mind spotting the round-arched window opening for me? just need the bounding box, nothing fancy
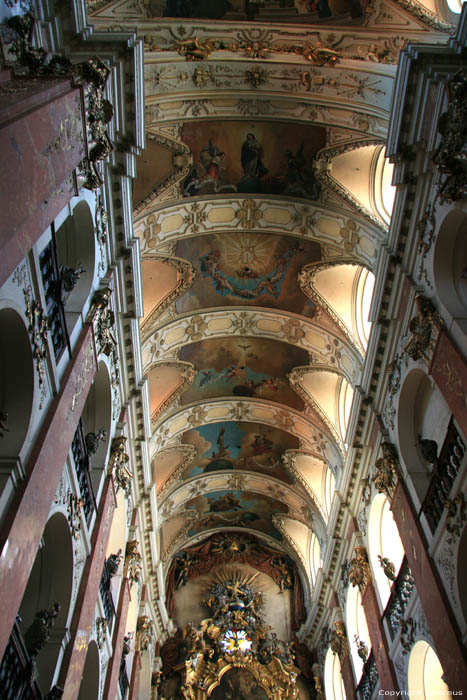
[408,641,450,700]
[18,513,74,694]
[310,532,322,585]
[55,200,96,332]
[81,361,113,495]
[397,369,451,505]
[433,209,467,325]
[372,147,396,226]
[78,640,100,699]
[0,307,34,463]
[345,585,372,682]
[324,647,346,700]
[368,494,405,609]
[445,0,463,12]
[354,268,375,351]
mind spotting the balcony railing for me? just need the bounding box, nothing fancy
[382,557,415,639]
[357,651,378,700]
[99,559,116,626]
[71,420,96,524]
[421,418,465,533]
[39,237,70,362]
[0,619,42,700]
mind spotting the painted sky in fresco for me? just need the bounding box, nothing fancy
[180,421,298,483]
[175,233,320,315]
[186,489,288,540]
[180,337,308,410]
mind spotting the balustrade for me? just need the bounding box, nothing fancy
[0,619,42,700]
[356,650,378,700]
[38,238,69,362]
[382,557,415,639]
[71,420,96,523]
[99,559,116,626]
[421,418,465,533]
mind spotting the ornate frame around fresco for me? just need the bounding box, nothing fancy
[184,653,300,700]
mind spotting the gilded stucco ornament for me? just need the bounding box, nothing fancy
[168,568,300,700]
[372,441,400,499]
[303,41,341,66]
[136,615,154,652]
[445,493,467,543]
[174,37,213,61]
[433,71,467,203]
[330,621,349,662]
[108,436,133,496]
[404,295,444,365]
[378,555,396,581]
[348,546,371,592]
[24,287,50,407]
[96,616,108,650]
[125,539,143,586]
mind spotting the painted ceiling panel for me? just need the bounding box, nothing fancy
[148,0,365,23]
[175,233,320,314]
[179,337,308,410]
[179,421,299,484]
[181,120,325,199]
[185,489,289,540]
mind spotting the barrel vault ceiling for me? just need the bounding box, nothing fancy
[90,0,451,635]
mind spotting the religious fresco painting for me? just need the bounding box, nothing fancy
[175,233,320,315]
[186,489,288,539]
[180,421,298,483]
[210,668,269,700]
[149,0,363,22]
[181,121,326,199]
[180,337,308,410]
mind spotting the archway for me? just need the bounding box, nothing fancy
[18,513,74,694]
[54,199,96,333]
[324,647,346,700]
[0,307,34,465]
[345,584,371,682]
[397,369,451,504]
[367,493,404,609]
[80,361,113,498]
[408,640,450,700]
[77,640,100,700]
[433,209,467,332]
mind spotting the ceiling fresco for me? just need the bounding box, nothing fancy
[181,121,326,199]
[148,0,364,23]
[174,233,320,314]
[179,421,299,483]
[185,489,289,540]
[179,337,308,409]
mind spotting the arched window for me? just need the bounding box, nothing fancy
[345,585,372,681]
[324,466,336,516]
[445,0,463,12]
[408,641,450,700]
[354,268,375,351]
[324,647,346,700]
[368,494,405,608]
[310,532,322,585]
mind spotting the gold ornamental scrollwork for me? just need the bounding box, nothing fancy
[108,436,133,496]
[372,441,401,499]
[348,546,371,593]
[330,621,349,663]
[404,295,444,366]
